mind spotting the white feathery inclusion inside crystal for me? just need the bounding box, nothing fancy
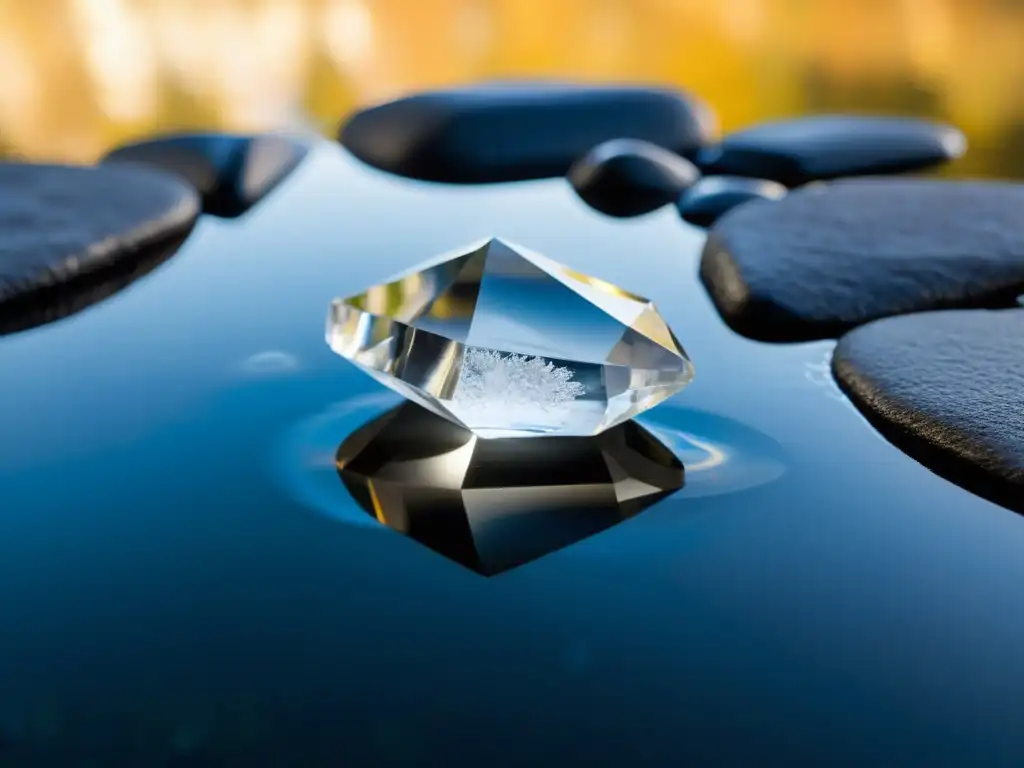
[454,349,587,422]
[326,237,694,438]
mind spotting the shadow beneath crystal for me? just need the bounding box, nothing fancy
[336,402,685,577]
[0,231,191,336]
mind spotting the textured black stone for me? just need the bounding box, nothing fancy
[0,163,198,330]
[104,132,308,218]
[700,179,1024,342]
[339,82,714,184]
[0,233,188,336]
[568,139,700,217]
[833,309,1024,514]
[678,175,786,227]
[697,115,965,187]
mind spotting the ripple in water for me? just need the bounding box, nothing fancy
[275,394,787,531]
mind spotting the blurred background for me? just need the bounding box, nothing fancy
[1,0,1022,178]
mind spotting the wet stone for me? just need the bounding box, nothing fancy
[0,234,188,336]
[568,139,701,218]
[0,162,198,330]
[833,309,1024,514]
[103,132,308,218]
[700,179,1024,342]
[696,115,965,187]
[339,82,715,184]
[677,175,786,228]
[337,402,685,576]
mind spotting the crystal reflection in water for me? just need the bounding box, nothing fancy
[336,402,685,576]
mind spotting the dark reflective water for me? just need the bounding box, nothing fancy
[336,402,685,576]
[3,143,1024,764]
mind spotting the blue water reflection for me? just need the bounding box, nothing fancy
[2,140,1024,764]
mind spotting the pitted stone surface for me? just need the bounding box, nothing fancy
[0,162,198,329]
[833,309,1024,514]
[700,179,1024,341]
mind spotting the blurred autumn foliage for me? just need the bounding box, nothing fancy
[1,0,1022,177]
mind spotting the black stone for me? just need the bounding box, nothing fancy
[700,179,1024,342]
[0,233,189,336]
[103,132,308,218]
[339,82,714,184]
[833,309,1024,514]
[678,175,786,227]
[697,115,965,187]
[568,139,700,218]
[0,162,199,329]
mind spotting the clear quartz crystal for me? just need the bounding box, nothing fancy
[326,237,695,438]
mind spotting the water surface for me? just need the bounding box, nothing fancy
[2,143,1024,763]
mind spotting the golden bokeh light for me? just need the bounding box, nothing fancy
[0,0,1021,177]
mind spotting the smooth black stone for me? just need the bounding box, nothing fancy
[568,138,701,217]
[339,82,714,184]
[697,115,965,187]
[833,309,1024,514]
[700,179,1024,342]
[103,132,308,218]
[0,162,198,323]
[678,175,786,227]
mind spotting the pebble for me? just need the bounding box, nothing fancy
[833,308,1024,514]
[697,115,965,186]
[104,132,308,218]
[339,82,714,183]
[0,162,198,333]
[700,179,1024,341]
[677,176,786,227]
[568,139,701,218]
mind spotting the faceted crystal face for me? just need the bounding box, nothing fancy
[326,237,694,438]
[337,402,685,576]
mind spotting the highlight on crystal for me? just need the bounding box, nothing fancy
[326,237,694,438]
